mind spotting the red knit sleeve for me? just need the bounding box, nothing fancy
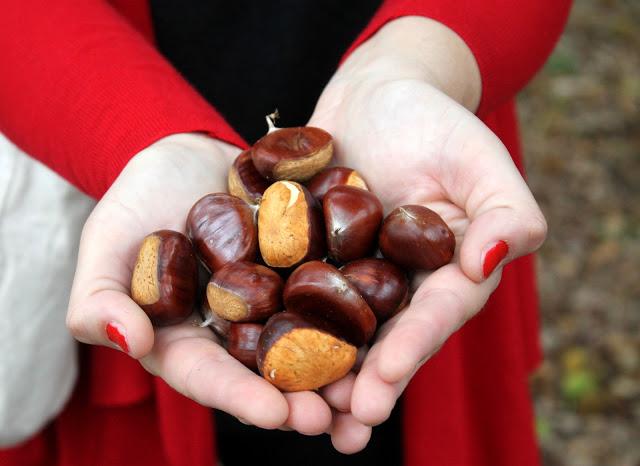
[344,0,572,117]
[0,0,246,199]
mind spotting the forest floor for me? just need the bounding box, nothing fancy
[518,1,640,465]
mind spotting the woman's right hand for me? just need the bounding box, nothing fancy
[65,133,334,435]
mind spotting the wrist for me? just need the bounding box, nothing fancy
[339,17,481,111]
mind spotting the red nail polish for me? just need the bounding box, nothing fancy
[106,322,129,353]
[483,241,509,278]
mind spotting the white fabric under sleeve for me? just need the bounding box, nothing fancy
[0,133,94,446]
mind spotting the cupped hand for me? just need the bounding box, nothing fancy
[65,133,334,435]
[308,17,547,452]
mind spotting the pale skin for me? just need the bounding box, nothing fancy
[66,17,547,453]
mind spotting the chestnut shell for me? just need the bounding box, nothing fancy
[283,261,376,346]
[341,258,409,322]
[252,127,333,181]
[257,181,326,268]
[379,205,455,270]
[257,312,356,391]
[207,261,283,322]
[323,185,383,263]
[131,230,198,326]
[226,323,263,370]
[307,166,368,201]
[186,193,257,272]
[227,149,270,205]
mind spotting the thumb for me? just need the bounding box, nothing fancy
[442,115,548,282]
[456,156,547,282]
[460,202,547,281]
[67,288,155,358]
[66,211,156,358]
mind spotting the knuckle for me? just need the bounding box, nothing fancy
[413,287,466,336]
[183,351,229,404]
[65,310,86,339]
[527,213,548,249]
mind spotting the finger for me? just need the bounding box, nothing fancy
[141,320,289,429]
[330,411,372,454]
[66,205,155,357]
[320,372,357,413]
[350,342,405,426]
[446,127,547,282]
[460,201,547,281]
[377,263,500,385]
[66,288,155,358]
[282,391,333,435]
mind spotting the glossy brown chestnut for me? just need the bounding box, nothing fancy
[257,312,356,391]
[307,166,368,201]
[251,127,333,181]
[186,193,257,272]
[207,261,283,322]
[258,181,325,268]
[131,230,198,326]
[283,261,376,346]
[379,205,455,270]
[200,301,231,338]
[226,323,263,370]
[227,149,270,205]
[341,258,409,322]
[323,185,383,263]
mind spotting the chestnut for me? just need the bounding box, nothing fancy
[226,323,263,370]
[307,166,368,201]
[283,261,376,346]
[258,181,325,268]
[323,186,383,263]
[251,126,333,182]
[227,149,270,205]
[257,312,357,391]
[341,258,409,322]
[131,230,198,326]
[379,205,455,270]
[186,193,257,272]
[200,301,231,338]
[207,261,283,322]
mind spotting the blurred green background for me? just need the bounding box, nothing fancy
[518,1,639,464]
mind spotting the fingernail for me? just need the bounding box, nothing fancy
[482,240,509,278]
[106,322,129,353]
[236,417,253,426]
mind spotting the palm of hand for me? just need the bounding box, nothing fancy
[311,78,477,226]
[309,77,536,426]
[68,137,339,433]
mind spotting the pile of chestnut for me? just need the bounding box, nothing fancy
[130,116,455,392]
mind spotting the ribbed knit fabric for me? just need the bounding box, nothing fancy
[347,0,572,118]
[0,0,246,199]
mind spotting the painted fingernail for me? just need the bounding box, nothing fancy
[106,322,129,353]
[482,240,509,278]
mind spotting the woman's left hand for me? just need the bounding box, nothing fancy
[311,17,548,453]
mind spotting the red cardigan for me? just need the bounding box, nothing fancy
[0,1,570,465]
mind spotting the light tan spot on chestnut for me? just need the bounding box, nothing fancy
[274,140,333,182]
[131,235,161,305]
[206,283,249,322]
[261,328,356,392]
[258,181,310,267]
[346,171,368,190]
